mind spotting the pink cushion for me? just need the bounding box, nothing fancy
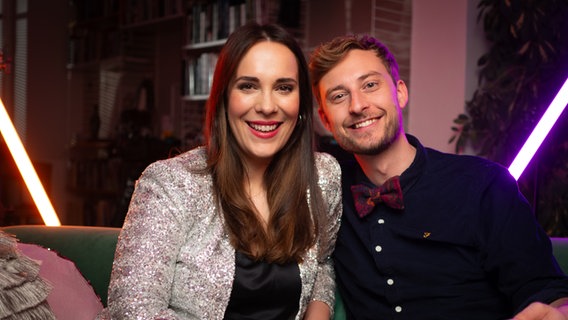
[17,243,103,320]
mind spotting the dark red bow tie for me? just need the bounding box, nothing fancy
[351,176,404,218]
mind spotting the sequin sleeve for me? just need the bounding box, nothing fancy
[308,152,343,312]
[104,156,198,319]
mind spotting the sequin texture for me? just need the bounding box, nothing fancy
[97,147,342,319]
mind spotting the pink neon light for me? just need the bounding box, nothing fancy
[508,77,568,180]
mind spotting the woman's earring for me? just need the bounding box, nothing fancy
[296,114,303,127]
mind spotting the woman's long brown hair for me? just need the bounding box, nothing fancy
[202,22,324,263]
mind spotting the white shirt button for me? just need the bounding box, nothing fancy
[395,306,402,313]
[375,245,382,252]
[378,218,385,224]
[387,278,394,285]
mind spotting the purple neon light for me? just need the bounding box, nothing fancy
[508,77,568,180]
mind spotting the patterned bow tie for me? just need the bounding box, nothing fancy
[351,176,404,218]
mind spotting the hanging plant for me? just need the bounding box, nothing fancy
[450,0,568,236]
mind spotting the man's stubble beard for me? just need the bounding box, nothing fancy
[337,115,401,156]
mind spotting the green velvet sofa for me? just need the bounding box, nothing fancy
[3,225,568,319]
[2,225,119,307]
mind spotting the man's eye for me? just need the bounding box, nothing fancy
[365,82,377,89]
[331,93,346,102]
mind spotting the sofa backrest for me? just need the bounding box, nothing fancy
[2,225,120,307]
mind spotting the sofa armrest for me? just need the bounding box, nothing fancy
[551,237,568,274]
[1,225,120,307]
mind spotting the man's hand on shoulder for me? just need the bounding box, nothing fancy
[513,299,568,320]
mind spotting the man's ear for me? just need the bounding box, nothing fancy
[318,107,332,131]
[396,79,409,109]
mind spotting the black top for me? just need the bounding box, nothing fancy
[224,251,301,320]
[334,134,568,320]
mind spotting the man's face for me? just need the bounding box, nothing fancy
[317,49,408,155]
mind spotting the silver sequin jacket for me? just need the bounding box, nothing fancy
[98,147,342,319]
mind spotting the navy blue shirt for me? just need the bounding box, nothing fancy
[334,135,568,320]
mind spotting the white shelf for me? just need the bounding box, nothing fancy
[183,39,227,51]
[183,94,209,101]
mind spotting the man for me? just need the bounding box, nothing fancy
[309,34,568,319]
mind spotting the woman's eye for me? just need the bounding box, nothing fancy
[237,83,255,91]
[277,84,294,93]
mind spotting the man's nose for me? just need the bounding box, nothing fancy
[348,91,369,113]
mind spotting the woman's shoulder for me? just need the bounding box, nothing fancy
[147,146,207,170]
[315,152,341,173]
[314,152,341,187]
[138,146,208,183]
[174,146,208,165]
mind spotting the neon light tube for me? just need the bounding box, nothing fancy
[0,99,61,226]
[508,77,568,180]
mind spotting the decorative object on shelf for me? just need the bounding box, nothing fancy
[89,104,101,141]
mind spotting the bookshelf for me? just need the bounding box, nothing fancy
[180,0,285,148]
[66,139,121,225]
[67,1,121,68]
[121,0,184,28]
[67,0,185,225]
[65,0,306,224]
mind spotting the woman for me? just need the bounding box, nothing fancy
[99,23,342,319]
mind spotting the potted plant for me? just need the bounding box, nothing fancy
[451,0,568,236]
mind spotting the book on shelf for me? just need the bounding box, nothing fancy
[123,0,182,25]
[188,0,256,44]
[68,27,121,66]
[184,52,219,98]
[73,0,120,22]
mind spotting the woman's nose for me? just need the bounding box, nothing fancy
[254,91,278,114]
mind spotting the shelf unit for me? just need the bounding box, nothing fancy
[180,0,286,148]
[67,0,185,226]
[121,0,183,28]
[65,0,306,224]
[66,139,121,225]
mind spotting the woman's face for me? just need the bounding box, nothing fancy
[227,41,300,167]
